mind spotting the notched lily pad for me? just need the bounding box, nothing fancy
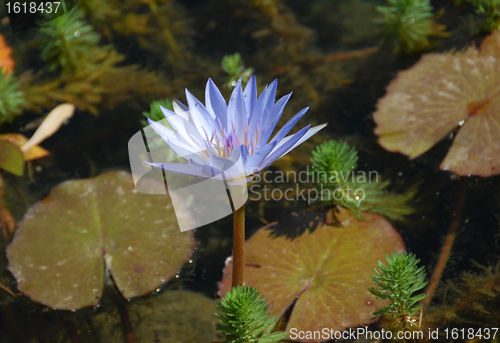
[0,140,24,176]
[373,30,500,177]
[219,207,405,342]
[7,170,195,310]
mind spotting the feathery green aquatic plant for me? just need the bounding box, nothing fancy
[310,140,415,220]
[39,7,102,76]
[221,53,254,89]
[141,98,173,127]
[467,0,500,31]
[375,0,445,53]
[216,286,287,343]
[369,252,427,333]
[311,140,358,181]
[0,71,25,125]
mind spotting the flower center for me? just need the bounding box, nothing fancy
[206,122,260,159]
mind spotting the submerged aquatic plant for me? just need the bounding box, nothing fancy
[310,139,415,221]
[426,263,500,330]
[39,7,102,76]
[375,0,446,53]
[0,71,25,124]
[221,53,254,89]
[216,285,287,343]
[369,252,428,333]
[141,98,174,126]
[468,0,500,31]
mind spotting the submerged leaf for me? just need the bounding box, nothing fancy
[0,141,24,176]
[373,30,500,177]
[0,133,50,161]
[21,103,75,152]
[219,207,405,341]
[7,170,195,310]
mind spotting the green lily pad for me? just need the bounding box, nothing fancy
[7,170,195,310]
[219,207,405,341]
[0,140,24,176]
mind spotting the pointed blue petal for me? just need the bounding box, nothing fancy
[248,80,274,133]
[269,107,309,145]
[172,99,188,113]
[205,78,228,128]
[278,123,327,157]
[254,92,293,151]
[185,88,216,137]
[226,79,247,140]
[262,79,278,123]
[260,124,311,170]
[245,141,277,174]
[243,76,257,121]
[147,117,176,141]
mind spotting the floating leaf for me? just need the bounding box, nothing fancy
[373,30,500,177]
[0,141,24,176]
[0,133,50,161]
[219,207,405,341]
[7,170,195,310]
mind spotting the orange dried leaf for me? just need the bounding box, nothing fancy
[373,30,500,177]
[0,134,50,161]
[0,33,15,73]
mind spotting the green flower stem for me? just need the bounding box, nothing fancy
[233,205,245,288]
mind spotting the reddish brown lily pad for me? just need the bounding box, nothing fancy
[7,170,195,310]
[219,207,405,342]
[373,30,500,177]
[0,140,24,176]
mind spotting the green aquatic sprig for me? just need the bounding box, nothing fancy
[221,53,254,89]
[39,7,102,76]
[369,252,428,331]
[310,139,358,182]
[310,140,414,220]
[375,0,445,53]
[216,285,287,343]
[141,98,174,127]
[0,71,25,125]
[467,0,500,31]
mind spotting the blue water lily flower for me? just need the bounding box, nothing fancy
[147,76,326,184]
